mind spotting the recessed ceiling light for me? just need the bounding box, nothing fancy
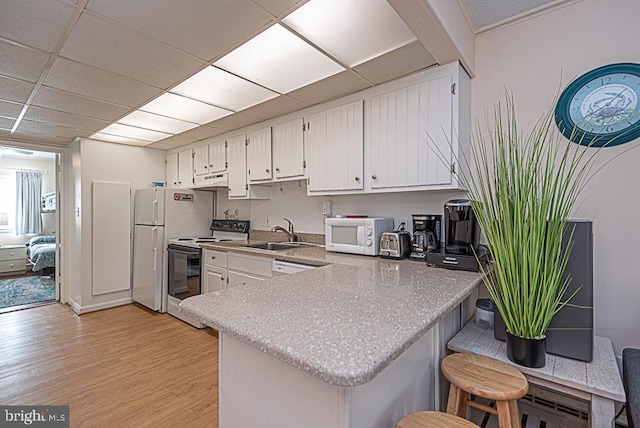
[97,122,172,142]
[283,0,417,67]
[214,24,345,94]
[90,132,152,146]
[118,110,199,134]
[171,66,279,111]
[140,93,233,124]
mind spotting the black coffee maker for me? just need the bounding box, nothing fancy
[410,214,441,260]
[426,199,483,271]
[444,199,480,255]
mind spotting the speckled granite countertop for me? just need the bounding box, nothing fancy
[180,241,482,386]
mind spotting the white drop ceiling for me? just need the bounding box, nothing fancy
[0,0,561,150]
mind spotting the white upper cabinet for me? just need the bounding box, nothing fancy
[193,145,209,177]
[177,149,193,188]
[305,100,364,194]
[273,118,305,179]
[166,152,178,187]
[208,140,227,173]
[226,134,247,198]
[367,62,468,192]
[247,127,272,182]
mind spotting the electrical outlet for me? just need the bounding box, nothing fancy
[261,215,270,228]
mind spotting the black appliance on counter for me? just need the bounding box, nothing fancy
[410,214,441,260]
[494,220,594,362]
[426,199,484,271]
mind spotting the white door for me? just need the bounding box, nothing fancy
[203,265,226,293]
[166,153,179,187]
[178,149,193,188]
[133,224,165,311]
[209,140,227,173]
[193,145,209,177]
[247,127,272,182]
[227,135,247,198]
[273,118,304,179]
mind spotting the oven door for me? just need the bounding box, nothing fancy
[167,244,201,300]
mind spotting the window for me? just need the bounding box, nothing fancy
[0,171,16,233]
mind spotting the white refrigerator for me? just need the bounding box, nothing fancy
[132,187,213,312]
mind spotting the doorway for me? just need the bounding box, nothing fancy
[0,145,61,313]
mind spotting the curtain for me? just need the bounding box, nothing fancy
[15,170,43,235]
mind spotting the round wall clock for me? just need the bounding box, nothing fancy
[555,62,640,147]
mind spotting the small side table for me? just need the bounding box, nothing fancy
[447,322,626,428]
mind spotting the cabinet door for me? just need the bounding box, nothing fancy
[209,140,227,173]
[194,145,209,177]
[203,265,226,294]
[306,100,363,192]
[226,135,247,198]
[369,75,453,189]
[166,153,179,187]
[273,118,304,179]
[247,127,272,182]
[178,149,193,188]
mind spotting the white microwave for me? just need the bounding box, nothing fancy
[325,217,394,256]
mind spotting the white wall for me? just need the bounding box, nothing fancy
[66,139,166,313]
[0,156,56,245]
[217,181,466,235]
[472,0,640,355]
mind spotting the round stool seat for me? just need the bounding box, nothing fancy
[442,353,528,400]
[396,411,480,428]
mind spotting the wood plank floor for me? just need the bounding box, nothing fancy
[0,303,219,427]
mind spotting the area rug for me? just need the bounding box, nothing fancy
[0,275,55,310]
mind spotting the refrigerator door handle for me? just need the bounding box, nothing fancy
[152,199,159,225]
[151,227,158,272]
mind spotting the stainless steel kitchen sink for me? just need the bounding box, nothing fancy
[243,242,316,251]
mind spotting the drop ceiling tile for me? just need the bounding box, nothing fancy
[145,141,174,150]
[0,40,50,83]
[0,100,24,119]
[283,0,416,67]
[32,86,130,122]
[87,0,272,61]
[99,123,172,142]
[0,76,35,103]
[252,0,307,17]
[353,41,437,85]
[89,132,150,146]
[140,93,232,125]
[287,71,370,105]
[43,58,161,107]
[11,132,73,146]
[206,113,263,131]
[154,135,198,147]
[0,117,16,130]
[17,119,92,139]
[23,105,109,131]
[119,110,199,134]
[0,0,76,52]
[60,13,204,89]
[239,95,308,120]
[0,130,10,138]
[181,125,227,140]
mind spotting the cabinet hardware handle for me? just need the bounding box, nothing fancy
[275,167,280,172]
[204,165,208,169]
[372,175,377,179]
[355,176,360,181]
[209,164,213,168]
[211,256,216,260]
[221,277,225,281]
[266,168,270,173]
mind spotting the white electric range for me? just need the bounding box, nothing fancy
[166,219,249,327]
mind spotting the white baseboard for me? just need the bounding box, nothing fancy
[70,297,133,314]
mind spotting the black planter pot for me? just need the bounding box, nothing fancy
[506,330,546,368]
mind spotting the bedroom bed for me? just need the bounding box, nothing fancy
[26,235,56,272]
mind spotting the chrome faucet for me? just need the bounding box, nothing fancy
[271,217,298,242]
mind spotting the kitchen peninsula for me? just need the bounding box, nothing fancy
[180,244,482,428]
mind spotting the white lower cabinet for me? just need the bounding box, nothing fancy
[202,249,227,294]
[227,252,272,288]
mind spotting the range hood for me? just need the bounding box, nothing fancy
[192,171,229,189]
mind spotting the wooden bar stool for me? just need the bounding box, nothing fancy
[396,411,480,427]
[441,353,529,428]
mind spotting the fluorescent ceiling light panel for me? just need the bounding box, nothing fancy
[118,110,199,134]
[283,0,417,67]
[90,132,151,146]
[214,24,345,94]
[98,122,172,142]
[141,93,233,124]
[171,66,279,111]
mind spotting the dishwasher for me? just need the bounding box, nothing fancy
[272,260,318,276]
